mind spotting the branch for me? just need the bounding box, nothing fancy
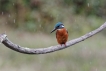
[0,22,106,54]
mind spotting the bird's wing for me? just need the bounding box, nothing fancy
[56,31,58,39]
[66,29,68,34]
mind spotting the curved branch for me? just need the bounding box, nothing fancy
[0,22,106,54]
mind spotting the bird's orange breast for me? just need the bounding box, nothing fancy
[56,28,68,44]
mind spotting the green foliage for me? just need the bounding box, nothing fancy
[0,0,106,33]
[25,21,37,32]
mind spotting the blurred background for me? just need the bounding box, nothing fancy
[0,0,106,71]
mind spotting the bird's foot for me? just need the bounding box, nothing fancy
[60,44,66,47]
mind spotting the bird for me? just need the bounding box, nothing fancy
[51,22,68,46]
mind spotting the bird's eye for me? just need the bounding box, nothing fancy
[56,26,59,28]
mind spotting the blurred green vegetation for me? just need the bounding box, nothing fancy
[0,0,106,33]
[0,27,106,71]
[0,0,106,71]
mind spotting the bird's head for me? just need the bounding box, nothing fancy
[51,22,64,33]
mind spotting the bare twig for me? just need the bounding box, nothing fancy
[0,22,106,54]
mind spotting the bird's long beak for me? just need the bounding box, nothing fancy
[51,28,56,33]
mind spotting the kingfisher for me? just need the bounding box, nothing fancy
[51,22,68,46]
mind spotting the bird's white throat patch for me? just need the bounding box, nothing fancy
[61,25,64,28]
